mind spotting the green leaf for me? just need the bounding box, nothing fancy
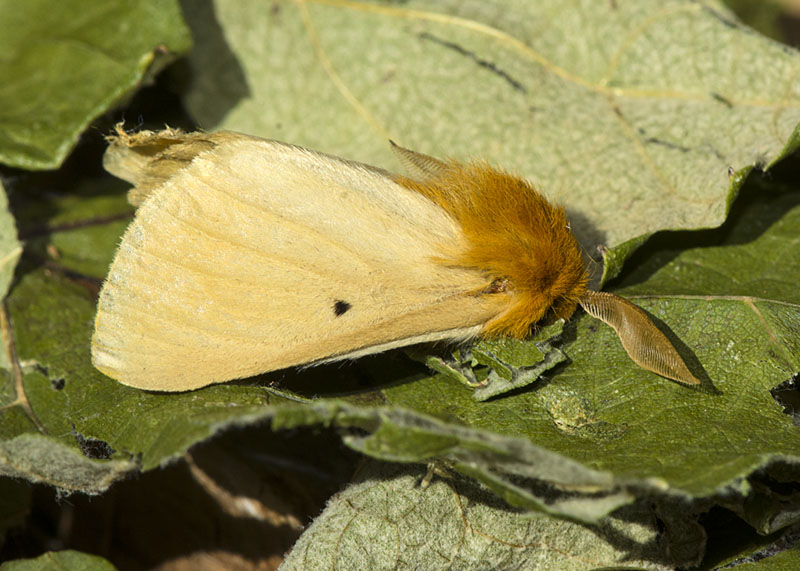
[415,321,566,401]
[0,181,21,306]
[732,549,800,570]
[281,461,702,570]
[0,550,116,571]
[0,433,135,494]
[3,0,798,508]
[4,0,800,567]
[272,401,634,522]
[181,0,800,280]
[0,0,192,170]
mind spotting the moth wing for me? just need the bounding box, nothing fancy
[93,133,506,390]
[103,125,220,206]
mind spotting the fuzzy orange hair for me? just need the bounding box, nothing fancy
[396,161,588,338]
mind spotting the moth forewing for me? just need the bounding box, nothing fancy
[92,131,507,391]
[103,126,223,206]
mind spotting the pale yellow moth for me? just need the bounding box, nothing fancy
[92,126,700,391]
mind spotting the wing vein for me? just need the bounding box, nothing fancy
[192,171,392,269]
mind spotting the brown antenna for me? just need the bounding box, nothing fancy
[579,290,700,385]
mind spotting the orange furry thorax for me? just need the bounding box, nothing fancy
[395,161,588,338]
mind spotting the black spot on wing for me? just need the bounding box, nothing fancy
[334,300,352,316]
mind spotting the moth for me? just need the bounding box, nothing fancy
[92,126,700,391]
